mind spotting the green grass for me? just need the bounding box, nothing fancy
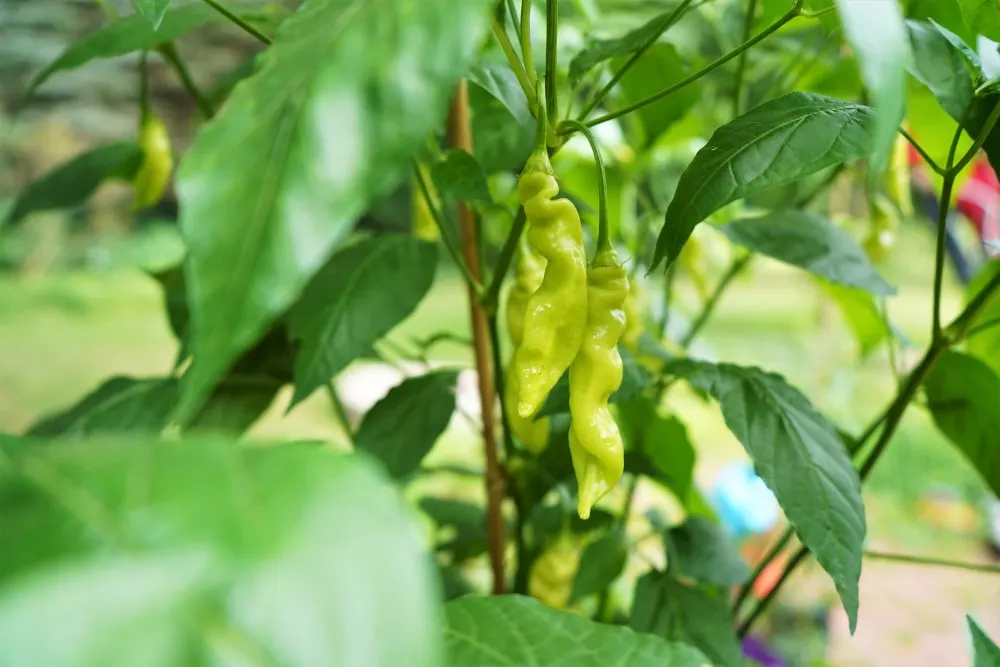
[0,221,991,551]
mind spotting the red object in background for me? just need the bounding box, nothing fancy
[908,143,1000,242]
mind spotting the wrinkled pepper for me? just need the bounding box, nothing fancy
[512,147,588,419]
[132,113,173,212]
[528,533,581,609]
[412,161,440,242]
[505,237,551,454]
[864,194,900,263]
[885,130,913,219]
[568,246,628,519]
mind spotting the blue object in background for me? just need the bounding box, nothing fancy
[742,635,786,667]
[711,461,780,540]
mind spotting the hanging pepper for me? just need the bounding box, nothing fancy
[505,237,551,454]
[885,129,913,219]
[512,147,588,419]
[528,533,581,609]
[412,161,440,242]
[621,279,642,351]
[863,194,900,263]
[132,113,173,212]
[568,246,628,520]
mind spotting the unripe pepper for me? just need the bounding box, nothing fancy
[528,533,580,609]
[863,194,900,263]
[412,161,440,242]
[505,237,551,453]
[512,148,588,419]
[568,246,628,519]
[132,113,173,211]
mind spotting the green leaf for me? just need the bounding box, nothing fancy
[957,0,1000,42]
[420,498,488,562]
[444,595,710,667]
[288,236,438,404]
[631,571,743,667]
[651,93,876,270]
[970,616,1000,667]
[835,0,910,176]
[25,375,279,438]
[526,504,615,550]
[174,0,493,423]
[614,44,698,146]
[569,532,629,602]
[906,20,975,121]
[3,143,143,227]
[26,4,220,95]
[668,359,866,632]
[134,0,174,29]
[618,396,695,505]
[536,345,653,418]
[568,8,677,87]
[431,150,492,204]
[666,517,749,587]
[468,65,534,173]
[965,261,1000,376]
[821,281,890,357]
[924,351,1000,496]
[908,0,977,45]
[354,371,459,481]
[0,436,442,667]
[718,211,896,296]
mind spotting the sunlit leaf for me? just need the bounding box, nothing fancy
[651,93,876,270]
[3,143,143,227]
[0,436,441,667]
[718,211,895,295]
[288,236,437,404]
[444,595,710,667]
[835,0,910,177]
[925,351,1000,496]
[667,359,865,632]
[174,0,493,423]
[957,0,1000,42]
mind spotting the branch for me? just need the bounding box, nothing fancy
[899,127,944,175]
[864,550,1000,574]
[447,80,506,595]
[481,208,527,314]
[585,0,803,128]
[680,252,753,349]
[201,0,271,44]
[732,0,759,116]
[158,44,215,119]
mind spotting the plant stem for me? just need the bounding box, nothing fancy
[950,101,1000,176]
[576,0,695,120]
[481,208,528,314]
[732,0,759,116]
[201,0,271,44]
[558,120,611,251]
[492,17,538,115]
[545,0,558,128]
[948,267,1000,340]
[680,253,752,349]
[899,127,944,175]
[731,528,794,617]
[737,546,808,637]
[965,315,1000,339]
[864,550,1000,574]
[412,161,483,294]
[932,177,958,341]
[586,0,803,128]
[520,0,536,86]
[158,44,215,119]
[448,79,506,595]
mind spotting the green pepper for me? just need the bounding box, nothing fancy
[528,533,581,609]
[512,148,588,420]
[505,237,551,453]
[568,246,628,519]
[132,113,173,212]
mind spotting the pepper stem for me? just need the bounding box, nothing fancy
[522,79,553,175]
[558,120,611,255]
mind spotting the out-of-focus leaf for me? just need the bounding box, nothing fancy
[134,0,174,29]
[569,532,629,602]
[666,517,749,587]
[174,0,493,423]
[3,144,143,227]
[0,437,441,667]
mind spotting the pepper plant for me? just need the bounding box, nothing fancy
[3,0,1000,665]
